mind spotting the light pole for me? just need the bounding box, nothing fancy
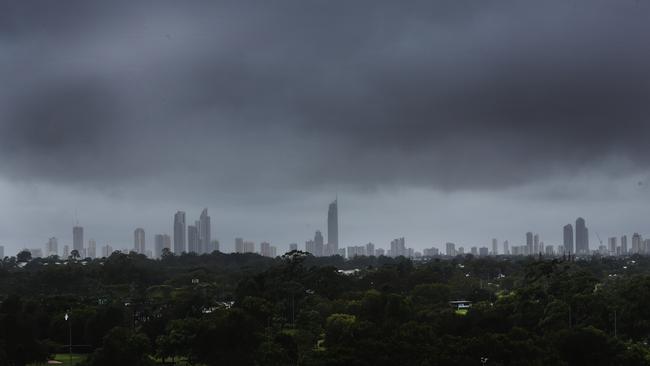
[65,313,71,365]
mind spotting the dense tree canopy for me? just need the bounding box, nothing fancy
[2,251,650,365]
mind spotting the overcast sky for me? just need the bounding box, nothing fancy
[1,0,650,255]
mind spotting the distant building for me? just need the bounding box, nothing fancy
[289,243,298,252]
[327,200,339,256]
[134,228,145,254]
[503,240,510,255]
[0,245,4,258]
[390,237,406,257]
[174,211,186,254]
[102,244,113,258]
[608,237,617,255]
[314,231,324,257]
[526,232,533,255]
[209,240,219,253]
[375,248,385,256]
[73,226,84,253]
[471,247,478,255]
[260,241,274,257]
[46,237,58,257]
[154,234,171,258]
[29,248,43,258]
[365,242,375,257]
[87,239,97,258]
[445,242,456,256]
[423,247,439,256]
[243,241,255,253]
[457,246,465,255]
[533,234,540,254]
[621,235,628,255]
[199,208,211,255]
[187,225,199,253]
[575,217,589,255]
[479,247,489,256]
[235,238,244,253]
[563,224,574,254]
[632,233,642,254]
[492,238,498,255]
[63,245,70,258]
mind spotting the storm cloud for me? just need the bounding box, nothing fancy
[1,0,649,253]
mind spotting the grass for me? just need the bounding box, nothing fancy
[455,309,469,316]
[29,353,87,366]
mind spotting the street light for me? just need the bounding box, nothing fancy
[65,313,72,365]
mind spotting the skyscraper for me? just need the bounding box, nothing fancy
[390,237,406,257]
[503,240,510,255]
[134,228,145,254]
[563,224,574,254]
[199,208,211,255]
[608,237,617,255]
[492,238,498,255]
[0,245,4,259]
[46,237,58,257]
[327,199,339,256]
[632,233,642,254]
[446,242,456,256]
[366,242,375,257]
[289,243,298,252]
[235,237,244,253]
[173,211,186,254]
[526,232,533,255]
[314,231,324,257]
[575,217,589,254]
[533,234,540,254]
[154,234,165,258]
[87,239,97,258]
[73,226,84,253]
[621,235,628,254]
[187,224,199,253]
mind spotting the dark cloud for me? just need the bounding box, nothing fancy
[1,0,650,193]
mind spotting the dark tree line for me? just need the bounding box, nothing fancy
[2,250,650,365]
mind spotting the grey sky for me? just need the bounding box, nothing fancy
[1,0,649,255]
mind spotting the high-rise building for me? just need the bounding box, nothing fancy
[154,234,165,258]
[0,245,4,258]
[479,247,489,256]
[101,244,113,258]
[632,233,642,254]
[63,245,70,258]
[73,226,84,253]
[134,228,145,254]
[471,247,478,255]
[235,238,244,253]
[366,242,375,257]
[199,208,211,255]
[327,200,339,256]
[260,242,272,257]
[209,240,219,253]
[575,217,589,254]
[563,224,574,254]
[607,237,617,255]
[314,231,324,257]
[492,238,498,255]
[533,234,540,254]
[46,237,58,257]
[503,240,510,255]
[174,211,186,254]
[305,240,316,255]
[621,235,628,255]
[375,248,385,256]
[87,239,96,258]
[526,232,533,255]
[289,243,298,252]
[390,237,406,257]
[187,224,199,254]
[243,241,255,253]
[446,242,456,256]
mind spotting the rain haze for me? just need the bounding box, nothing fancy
[1,0,650,255]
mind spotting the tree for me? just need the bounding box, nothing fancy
[17,250,32,263]
[83,327,154,366]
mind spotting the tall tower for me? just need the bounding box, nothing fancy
[575,217,588,255]
[621,235,628,254]
[199,208,211,254]
[188,224,199,253]
[314,230,324,257]
[563,224,574,254]
[134,228,145,254]
[327,199,338,256]
[73,226,84,253]
[526,232,533,255]
[174,211,186,254]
